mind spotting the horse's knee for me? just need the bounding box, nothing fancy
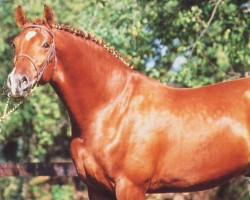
[115,179,146,200]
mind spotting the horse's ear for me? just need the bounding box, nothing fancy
[15,5,29,28]
[43,5,54,28]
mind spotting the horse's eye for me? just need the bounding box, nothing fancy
[42,42,50,48]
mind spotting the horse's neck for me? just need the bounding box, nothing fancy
[50,29,130,135]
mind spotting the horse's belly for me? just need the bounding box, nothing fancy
[149,128,250,193]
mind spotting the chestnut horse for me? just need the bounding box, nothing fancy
[7,5,250,200]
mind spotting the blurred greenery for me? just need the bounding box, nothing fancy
[0,0,249,199]
[0,177,87,200]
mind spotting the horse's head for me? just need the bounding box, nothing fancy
[7,5,56,98]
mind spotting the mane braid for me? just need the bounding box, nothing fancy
[52,23,135,69]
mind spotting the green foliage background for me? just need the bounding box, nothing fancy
[0,0,249,199]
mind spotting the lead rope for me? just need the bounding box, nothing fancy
[0,95,25,123]
[0,86,36,133]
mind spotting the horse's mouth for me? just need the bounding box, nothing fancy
[8,87,31,99]
[10,91,29,99]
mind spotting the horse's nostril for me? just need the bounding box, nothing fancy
[21,75,28,84]
[20,75,29,91]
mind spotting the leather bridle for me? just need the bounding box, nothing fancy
[14,25,57,87]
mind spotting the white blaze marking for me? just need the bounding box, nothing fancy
[25,31,37,41]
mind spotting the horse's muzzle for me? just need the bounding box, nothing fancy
[7,73,30,98]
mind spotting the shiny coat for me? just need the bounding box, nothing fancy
[8,5,250,200]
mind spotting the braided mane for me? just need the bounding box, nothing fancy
[52,23,134,69]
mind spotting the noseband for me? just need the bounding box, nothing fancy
[14,25,56,86]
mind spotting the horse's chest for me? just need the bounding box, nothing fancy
[70,137,114,191]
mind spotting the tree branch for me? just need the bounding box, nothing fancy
[188,0,223,59]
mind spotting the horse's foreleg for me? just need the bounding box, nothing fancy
[115,178,146,200]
